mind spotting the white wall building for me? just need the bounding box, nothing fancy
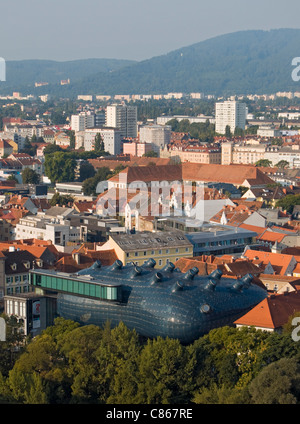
[15,216,80,247]
[139,124,171,154]
[105,104,137,138]
[84,128,122,155]
[71,112,95,132]
[215,101,247,134]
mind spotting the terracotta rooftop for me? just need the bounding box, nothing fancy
[234,291,300,330]
[244,249,297,276]
[108,163,276,187]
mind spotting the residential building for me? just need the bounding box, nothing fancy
[0,139,14,157]
[84,127,122,155]
[98,231,193,268]
[71,112,95,132]
[105,104,137,138]
[234,291,300,332]
[257,125,281,137]
[215,101,247,134]
[221,142,267,165]
[123,141,153,157]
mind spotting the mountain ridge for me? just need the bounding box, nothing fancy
[1,29,300,97]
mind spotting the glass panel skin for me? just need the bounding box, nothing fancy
[30,259,268,344]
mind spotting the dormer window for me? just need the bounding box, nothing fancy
[10,263,17,271]
[36,259,43,268]
[24,261,30,269]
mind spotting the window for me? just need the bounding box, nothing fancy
[135,252,138,257]
[144,251,147,256]
[158,259,162,266]
[185,247,189,252]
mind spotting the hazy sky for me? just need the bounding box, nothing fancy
[1,0,300,62]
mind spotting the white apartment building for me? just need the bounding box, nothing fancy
[84,127,122,155]
[257,125,281,137]
[221,142,267,165]
[215,101,247,134]
[105,104,137,138]
[264,145,300,168]
[15,216,80,247]
[139,124,171,154]
[156,115,215,125]
[71,112,95,132]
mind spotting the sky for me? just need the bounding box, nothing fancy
[1,0,300,62]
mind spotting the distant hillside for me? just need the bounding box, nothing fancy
[0,58,136,94]
[1,29,300,97]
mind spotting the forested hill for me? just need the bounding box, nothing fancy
[2,29,300,97]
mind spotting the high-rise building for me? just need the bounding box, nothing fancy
[71,112,95,132]
[105,104,137,138]
[215,101,247,135]
[83,128,122,155]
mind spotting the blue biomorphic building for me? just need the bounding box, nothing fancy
[30,259,268,343]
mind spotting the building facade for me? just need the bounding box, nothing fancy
[215,101,247,134]
[105,104,137,138]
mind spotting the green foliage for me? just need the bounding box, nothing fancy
[50,192,74,207]
[166,118,215,142]
[255,159,272,167]
[82,167,112,196]
[21,168,40,184]
[276,194,300,213]
[3,318,300,404]
[79,161,96,182]
[249,358,300,404]
[21,136,36,156]
[44,152,76,183]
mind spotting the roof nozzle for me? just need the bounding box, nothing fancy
[171,280,184,293]
[209,269,223,280]
[204,278,217,291]
[143,258,156,268]
[183,267,199,280]
[91,260,101,269]
[150,272,163,285]
[162,262,175,273]
[233,273,253,291]
[241,273,253,288]
[111,260,123,270]
[130,265,142,277]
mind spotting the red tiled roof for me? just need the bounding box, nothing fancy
[234,291,300,329]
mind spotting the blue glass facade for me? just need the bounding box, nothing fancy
[30,259,268,343]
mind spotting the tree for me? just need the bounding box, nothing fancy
[225,125,232,138]
[82,167,112,196]
[275,160,289,169]
[79,161,96,182]
[276,194,300,213]
[43,144,62,155]
[21,136,36,156]
[249,358,300,404]
[255,159,272,167]
[50,192,74,207]
[135,337,193,404]
[22,168,40,184]
[94,133,104,154]
[44,152,76,183]
[69,131,76,150]
[143,150,158,158]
